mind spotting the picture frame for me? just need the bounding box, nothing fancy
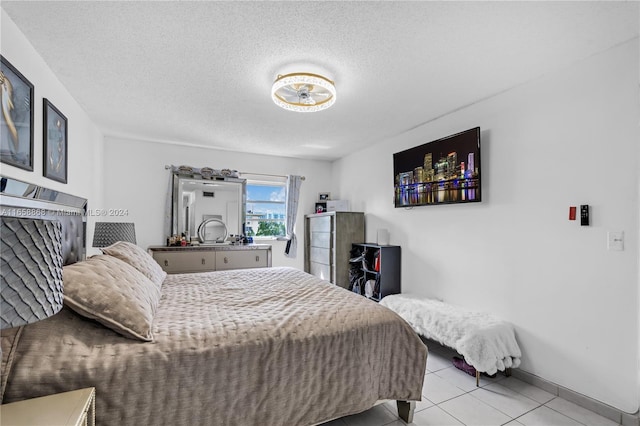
[1,55,34,171]
[43,99,68,183]
[318,192,331,202]
[315,202,327,213]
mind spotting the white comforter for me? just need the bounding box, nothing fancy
[380,294,521,375]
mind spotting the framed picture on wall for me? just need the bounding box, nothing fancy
[318,192,330,202]
[43,98,68,183]
[0,55,34,171]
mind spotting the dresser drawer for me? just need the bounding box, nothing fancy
[310,231,331,249]
[309,261,331,282]
[216,249,269,270]
[153,251,216,273]
[309,216,332,232]
[309,246,331,265]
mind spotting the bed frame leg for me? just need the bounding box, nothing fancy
[505,367,512,377]
[397,400,415,423]
[476,370,480,387]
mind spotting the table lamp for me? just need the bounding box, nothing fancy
[92,222,136,248]
[1,217,64,329]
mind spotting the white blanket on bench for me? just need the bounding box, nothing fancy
[380,294,521,375]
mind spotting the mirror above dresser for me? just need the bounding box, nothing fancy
[171,172,246,243]
[153,168,271,274]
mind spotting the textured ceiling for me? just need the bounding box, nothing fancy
[2,1,638,161]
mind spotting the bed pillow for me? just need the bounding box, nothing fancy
[62,255,161,341]
[101,241,167,289]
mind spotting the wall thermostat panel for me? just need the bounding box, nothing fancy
[580,205,589,226]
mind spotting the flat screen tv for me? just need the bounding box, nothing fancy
[393,127,481,208]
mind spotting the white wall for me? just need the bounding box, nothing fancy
[102,137,332,269]
[332,39,640,413]
[0,10,104,245]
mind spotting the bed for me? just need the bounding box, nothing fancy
[0,183,427,426]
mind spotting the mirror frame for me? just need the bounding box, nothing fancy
[171,173,246,240]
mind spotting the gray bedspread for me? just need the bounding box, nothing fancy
[3,267,427,425]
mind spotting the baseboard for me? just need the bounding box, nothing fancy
[511,369,639,426]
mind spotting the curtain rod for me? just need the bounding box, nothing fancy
[240,172,305,181]
[164,165,305,180]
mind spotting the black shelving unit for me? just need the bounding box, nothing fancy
[349,243,401,302]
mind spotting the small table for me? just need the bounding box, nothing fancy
[0,387,95,425]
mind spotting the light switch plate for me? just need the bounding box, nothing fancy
[607,231,624,251]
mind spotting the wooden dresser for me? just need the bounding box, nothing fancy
[148,244,272,274]
[304,211,364,288]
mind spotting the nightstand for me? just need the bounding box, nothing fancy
[0,387,95,425]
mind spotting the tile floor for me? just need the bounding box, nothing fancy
[321,343,621,426]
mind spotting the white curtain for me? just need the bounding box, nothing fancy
[284,175,303,258]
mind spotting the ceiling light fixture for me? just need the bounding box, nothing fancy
[271,72,336,112]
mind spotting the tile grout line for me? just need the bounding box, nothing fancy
[542,397,615,426]
[428,354,619,426]
[506,397,598,426]
[436,404,470,426]
[426,383,511,426]
[428,365,585,426]
[510,369,631,425]
[465,386,543,420]
[508,404,561,426]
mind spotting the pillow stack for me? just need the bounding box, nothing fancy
[101,241,167,290]
[62,242,167,342]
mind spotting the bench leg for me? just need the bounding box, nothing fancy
[397,400,415,423]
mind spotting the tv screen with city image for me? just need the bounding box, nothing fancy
[393,127,481,207]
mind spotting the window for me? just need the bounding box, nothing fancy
[245,179,286,238]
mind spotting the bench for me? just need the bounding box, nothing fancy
[380,294,521,386]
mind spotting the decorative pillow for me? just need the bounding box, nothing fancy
[101,241,166,289]
[62,255,161,341]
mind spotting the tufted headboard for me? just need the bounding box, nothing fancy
[0,176,87,265]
